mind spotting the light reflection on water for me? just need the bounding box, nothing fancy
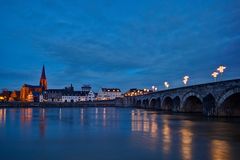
[211,139,231,160]
[20,108,32,124]
[180,121,193,160]
[0,107,240,160]
[162,119,171,155]
[0,108,6,127]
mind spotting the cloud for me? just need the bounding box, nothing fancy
[0,0,240,91]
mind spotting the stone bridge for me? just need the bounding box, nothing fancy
[123,79,240,117]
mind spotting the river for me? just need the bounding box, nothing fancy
[0,107,240,160]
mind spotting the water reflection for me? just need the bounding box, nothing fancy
[131,110,160,150]
[180,121,193,160]
[59,108,62,120]
[150,114,158,138]
[20,108,32,125]
[39,108,46,137]
[162,119,171,154]
[131,110,141,132]
[80,108,84,123]
[211,139,231,160]
[95,108,98,120]
[143,112,149,132]
[0,109,6,127]
[0,108,239,160]
[131,110,159,137]
[103,108,106,127]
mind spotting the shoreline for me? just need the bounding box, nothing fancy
[0,100,123,108]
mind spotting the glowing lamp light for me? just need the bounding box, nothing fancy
[217,65,226,74]
[212,71,219,81]
[183,75,190,85]
[212,72,219,78]
[152,85,158,92]
[164,82,170,89]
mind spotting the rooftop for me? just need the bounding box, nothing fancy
[101,88,121,92]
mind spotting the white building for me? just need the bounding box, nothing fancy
[62,90,96,102]
[62,95,79,102]
[96,88,122,100]
[62,91,83,102]
[39,94,44,102]
[87,90,95,101]
[40,84,96,103]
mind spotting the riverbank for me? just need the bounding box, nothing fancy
[0,100,123,108]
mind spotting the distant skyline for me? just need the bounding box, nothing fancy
[0,0,240,92]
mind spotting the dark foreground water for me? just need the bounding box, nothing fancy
[0,107,240,160]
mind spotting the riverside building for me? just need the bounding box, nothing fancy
[96,88,122,100]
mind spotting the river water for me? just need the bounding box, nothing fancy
[0,107,240,160]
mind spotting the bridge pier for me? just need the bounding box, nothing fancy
[202,94,217,116]
[173,96,180,112]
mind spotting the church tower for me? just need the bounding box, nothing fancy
[40,65,47,90]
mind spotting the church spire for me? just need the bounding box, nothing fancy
[41,65,46,79]
[40,65,47,90]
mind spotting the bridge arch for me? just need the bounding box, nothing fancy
[132,98,136,105]
[149,97,161,110]
[162,96,173,111]
[182,92,203,112]
[217,88,240,116]
[218,88,240,106]
[182,92,203,104]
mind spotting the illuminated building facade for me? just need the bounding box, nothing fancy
[8,91,20,102]
[96,88,122,100]
[20,66,47,102]
[124,88,150,97]
[40,84,95,102]
[0,90,12,102]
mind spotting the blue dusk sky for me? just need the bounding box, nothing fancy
[0,0,240,92]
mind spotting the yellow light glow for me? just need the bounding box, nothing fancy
[217,65,226,74]
[211,139,231,160]
[212,71,219,78]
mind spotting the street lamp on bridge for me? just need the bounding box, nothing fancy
[152,85,158,92]
[183,75,190,86]
[164,82,170,89]
[217,65,226,79]
[211,71,219,82]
